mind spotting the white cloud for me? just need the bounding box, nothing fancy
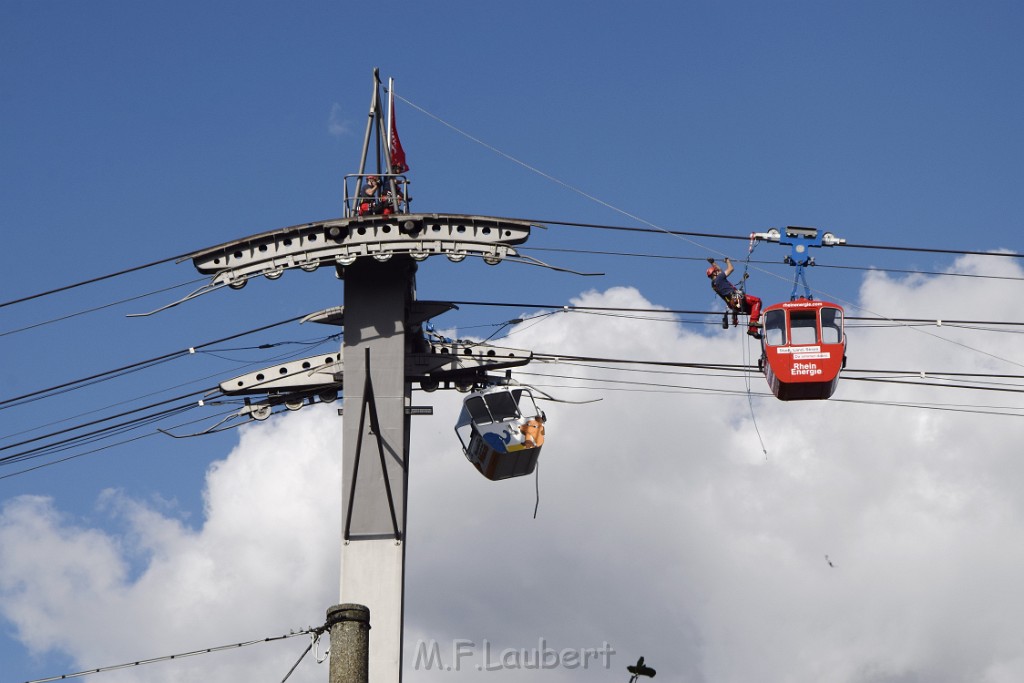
[328,102,351,138]
[1,405,342,682]
[4,266,1024,683]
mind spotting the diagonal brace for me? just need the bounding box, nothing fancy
[343,348,403,541]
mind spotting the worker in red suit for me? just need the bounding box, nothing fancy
[706,257,763,339]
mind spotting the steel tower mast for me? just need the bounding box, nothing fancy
[165,69,542,682]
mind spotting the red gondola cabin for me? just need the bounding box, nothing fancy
[759,299,846,401]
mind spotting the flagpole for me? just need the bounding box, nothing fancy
[386,78,396,173]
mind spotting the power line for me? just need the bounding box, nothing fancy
[0,315,305,411]
[0,277,208,338]
[519,246,1024,282]
[8,340,1024,480]
[8,307,1015,462]
[538,356,1024,385]
[6,213,1020,322]
[533,218,1024,259]
[0,391,212,460]
[1,335,337,443]
[0,407,240,481]
[395,90,1024,373]
[526,374,1024,418]
[9,299,1019,424]
[0,334,343,474]
[19,628,319,683]
[0,252,192,310]
[521,362,1024,416]
[397,90,1024,265]
[843,375,1024,395]
[0,400,203,467]
[4,297,1022,479]
[447,300,1024,374]
[535,352,1024,386]
[444,299,1024,329]
[0,331,344,454]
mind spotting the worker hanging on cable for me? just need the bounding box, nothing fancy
[706,257,763,339]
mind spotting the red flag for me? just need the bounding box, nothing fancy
[389,97,409,173]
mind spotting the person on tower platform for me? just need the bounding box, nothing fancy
[357,175,388,216]
[381,169,406,214]
[706,257,763,339]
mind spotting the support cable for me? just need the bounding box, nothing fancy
[533,462,541,519]
[529,218,1024,260]
[0,407,239,481]
[2,335,337,443]
[0,278,208,338]
[18,628,317,683]
[444,299,1024,328]
[536,355,1024,385]
[523,373,1024,418]
[0,401,202,466]
[392,88,1024,262]
[523,356,1024,395]
[740,239,769,458]
[280,632,322,683]
[7,214,1021,317]
[450,299,1024,373]
[394,88,1024,368]
[518,246,1024,282]
[0,315,304,411]
[0,253,191,311]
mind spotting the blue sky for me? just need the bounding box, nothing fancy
[3,2,1024,682]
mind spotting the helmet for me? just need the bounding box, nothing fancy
[365,175,379,183]
[706,265,718,278]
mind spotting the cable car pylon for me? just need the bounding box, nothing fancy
[750,226,848,401]
[144,69,580,683]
